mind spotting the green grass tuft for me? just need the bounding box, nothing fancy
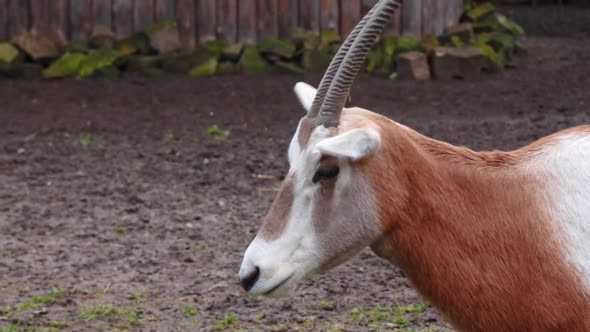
[15,287,65,311]
[77,303,143,326]
[179,303,198,317]
[206,125,230,141]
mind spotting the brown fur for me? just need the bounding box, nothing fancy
[347,110,590,331]
[259,174,295,240]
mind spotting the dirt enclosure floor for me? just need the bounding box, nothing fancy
[1,5,590,332]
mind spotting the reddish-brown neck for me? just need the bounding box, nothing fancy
[363,119,590,332]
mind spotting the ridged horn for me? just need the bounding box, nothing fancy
[306,1,383,118]
[317,0,401,128]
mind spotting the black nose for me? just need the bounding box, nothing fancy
[240,266,260,292]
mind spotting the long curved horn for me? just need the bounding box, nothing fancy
[317,0,401,128]
[307,1,383,118]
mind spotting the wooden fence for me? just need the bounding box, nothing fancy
[0,0,464,47]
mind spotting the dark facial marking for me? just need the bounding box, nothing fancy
[259,174,295,241]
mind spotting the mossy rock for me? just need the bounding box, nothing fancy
[64,40,90,53]
[221,43,244,62]
[476,43,504,71]
[291,27,320,50]
[160,49,213,73]
[497,15,525,36]
[420,34,440,54]
[440,23,474,45]
[21,63,43,79]
[319,30,340,48]
[140,66,167,77]
[115,33,151,55]
[302,49,331,73]
[466,2,496,22]
[11,31,58,61]
[42,53,87,78]
[239,46,269,73]
[89,34,115,49]
[321,41,341,58]
[145,19,181,54]
[396,35,420,53]
[127,56,166,76]
[473,15,501,34]
[474,32,508,70]
[0,61,22,78]
[216,61,240,75]
[0,62,41,79]
[0,42,20,63]
[78,49,125,77]
[365,46,384,73]
[189,58,218,77]
[434,47,485,79]
[114,39,137,55]
[274,61,304,74]
[488,32,515,52]
[258,37,296,61]
[127,55,162,72]
[96,65,120,79]
[200,40,224,57]
[381,35,397,73]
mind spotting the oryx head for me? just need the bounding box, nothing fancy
[239,0,401,297]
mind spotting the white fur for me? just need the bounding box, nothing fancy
[531,133,590,291]
[316,128,381,161]
[288,119,303,164]
[293,82,316,112]
[240,125,331,297]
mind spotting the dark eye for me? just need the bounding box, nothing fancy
[312,165,340,184]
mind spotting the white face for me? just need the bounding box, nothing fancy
[238,83,383,297]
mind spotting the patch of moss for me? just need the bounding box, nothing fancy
[77,303,144,326]
[16,287,65,311]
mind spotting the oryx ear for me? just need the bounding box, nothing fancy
[316,128,381,161]
[293,82,317,113]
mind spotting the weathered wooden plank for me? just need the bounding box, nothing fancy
[30,0,50,37]
[434,0,447,36]
[421,0,436,36]
[93,0,113,31]
[299,0,320,34]
[402,0,421,38]
[113,0,133,38]
[0,0,8,40]
[445,0,463,29]
[361,0,377,16]
[217,0,238,43]
[177,0,196,47]
[385,1,402,35]
[197,0,216,43]
[155,0,176,21]
[277,0,298,39]
[340,0,361,38]
[258,0,278,39]
[7,0,29,37]
[48,0,68,44]
[238,0,257,44]
[70,0,92,41]
[320,0,338,32]
[134,0,155,30]
[362,0,400,35]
